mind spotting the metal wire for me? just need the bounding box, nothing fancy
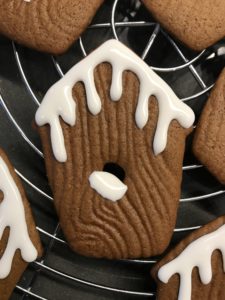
[0,0,223,298]
[12,42,41,106]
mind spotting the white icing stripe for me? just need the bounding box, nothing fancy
[158,224,225,300]
[0,157,37,279]
[35,39,195,162]
[89,171,127,202]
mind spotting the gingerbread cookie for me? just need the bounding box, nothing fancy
[0,0,103,54]
[35,39,194,259]
[142,0,225,51]
[152,215,225,300]
[0,149,42,300]
[193,68,225,184]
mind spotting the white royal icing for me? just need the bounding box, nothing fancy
[0,157,37,279]
[35,39,195,162]
[89,171,127,202]
[158,224,225,300]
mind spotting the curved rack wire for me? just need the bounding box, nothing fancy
[0,0,224,299]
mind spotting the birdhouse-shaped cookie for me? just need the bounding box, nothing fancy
[35,40,194,259]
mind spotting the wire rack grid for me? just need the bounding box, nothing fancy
[0,0,225,299]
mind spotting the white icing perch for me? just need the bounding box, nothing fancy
[89,171,128,202]
[0,157,37,279]
[158,224,225,300]
[35,39,195,162]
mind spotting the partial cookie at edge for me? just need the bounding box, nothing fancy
[193,68,225,184]
[142,0,225,51]
[0,149,42,300]
[151,215,225,300]
[0,0,104,54]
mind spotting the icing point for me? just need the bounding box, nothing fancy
[35,39,195,162]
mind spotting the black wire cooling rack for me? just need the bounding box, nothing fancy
[1,0,225,299]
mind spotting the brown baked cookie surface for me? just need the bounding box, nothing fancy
[0,0,103,54]
[152,215,225,300]
[193,68,225,184]
[35,40,194,259]
[142,0,225,51]
[0,149,42,300]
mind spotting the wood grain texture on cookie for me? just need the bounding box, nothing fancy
[0,0,103,54]
[142,0,225,51]
[193,68,225,184]
[37,58,192,259]
[0,149,42,300]
[151,216,225,300]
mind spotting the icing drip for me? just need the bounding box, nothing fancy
[35,39,195,162]
[89,171,127,202]
[158,224,225,300]
[0,157,37,279]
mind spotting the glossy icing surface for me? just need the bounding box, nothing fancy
[89,171,127,202]
[35,39,195,162]
[0,157,37,279]
[158,224,225,300]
